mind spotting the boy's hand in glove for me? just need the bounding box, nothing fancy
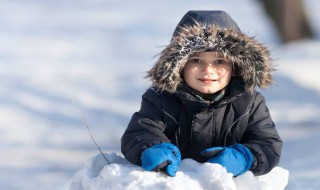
[141,143,181,177]
[201,144,253,176]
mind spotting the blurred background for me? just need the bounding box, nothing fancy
[0,0,319,189]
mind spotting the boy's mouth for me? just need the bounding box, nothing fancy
[198,78,217,83]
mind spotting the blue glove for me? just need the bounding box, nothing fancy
[141,143,181,177]
[201,144,253,176]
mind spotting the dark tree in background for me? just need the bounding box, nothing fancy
[261,0,314,43]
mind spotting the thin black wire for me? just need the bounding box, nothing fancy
[72,99,111,164]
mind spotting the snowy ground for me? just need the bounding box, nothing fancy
[69,153,289,190]
[0,0,320,189]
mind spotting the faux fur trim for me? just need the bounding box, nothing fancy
[146,22,274,93]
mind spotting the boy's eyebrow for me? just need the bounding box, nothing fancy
[214,54,225,58]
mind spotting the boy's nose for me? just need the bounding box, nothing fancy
[202,63,216,72]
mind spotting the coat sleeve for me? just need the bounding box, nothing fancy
[242,92,283,176]
[121,88,171,165]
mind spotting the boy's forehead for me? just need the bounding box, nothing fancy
[190,51,226,58]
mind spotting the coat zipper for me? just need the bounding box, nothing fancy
[223,110,250,146]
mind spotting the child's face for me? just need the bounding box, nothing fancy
[183,51,233,94]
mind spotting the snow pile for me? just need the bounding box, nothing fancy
[69,153,288,190]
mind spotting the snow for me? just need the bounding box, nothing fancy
[1,0,320,190]
[69,153,289,190]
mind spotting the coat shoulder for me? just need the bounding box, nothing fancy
[229,90,257,113]
[143,87,180,106]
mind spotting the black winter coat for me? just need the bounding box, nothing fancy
[121,87,283,176]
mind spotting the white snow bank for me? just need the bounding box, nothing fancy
[69,153,289,190]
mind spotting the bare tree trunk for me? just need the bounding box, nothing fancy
[261,0,314,43]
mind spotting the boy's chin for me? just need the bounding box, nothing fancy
[197,88,220,94]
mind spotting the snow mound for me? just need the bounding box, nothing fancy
[69,153,289,190]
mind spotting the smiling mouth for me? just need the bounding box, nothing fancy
[198,78,217,83]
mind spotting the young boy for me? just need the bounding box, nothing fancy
[121,10,282,177]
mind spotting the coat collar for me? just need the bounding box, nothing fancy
[175,77,246,110]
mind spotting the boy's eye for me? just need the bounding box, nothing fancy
[214,59,227,65]
[189,58,202,64]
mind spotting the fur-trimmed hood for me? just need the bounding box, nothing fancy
[146,10,274,93]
